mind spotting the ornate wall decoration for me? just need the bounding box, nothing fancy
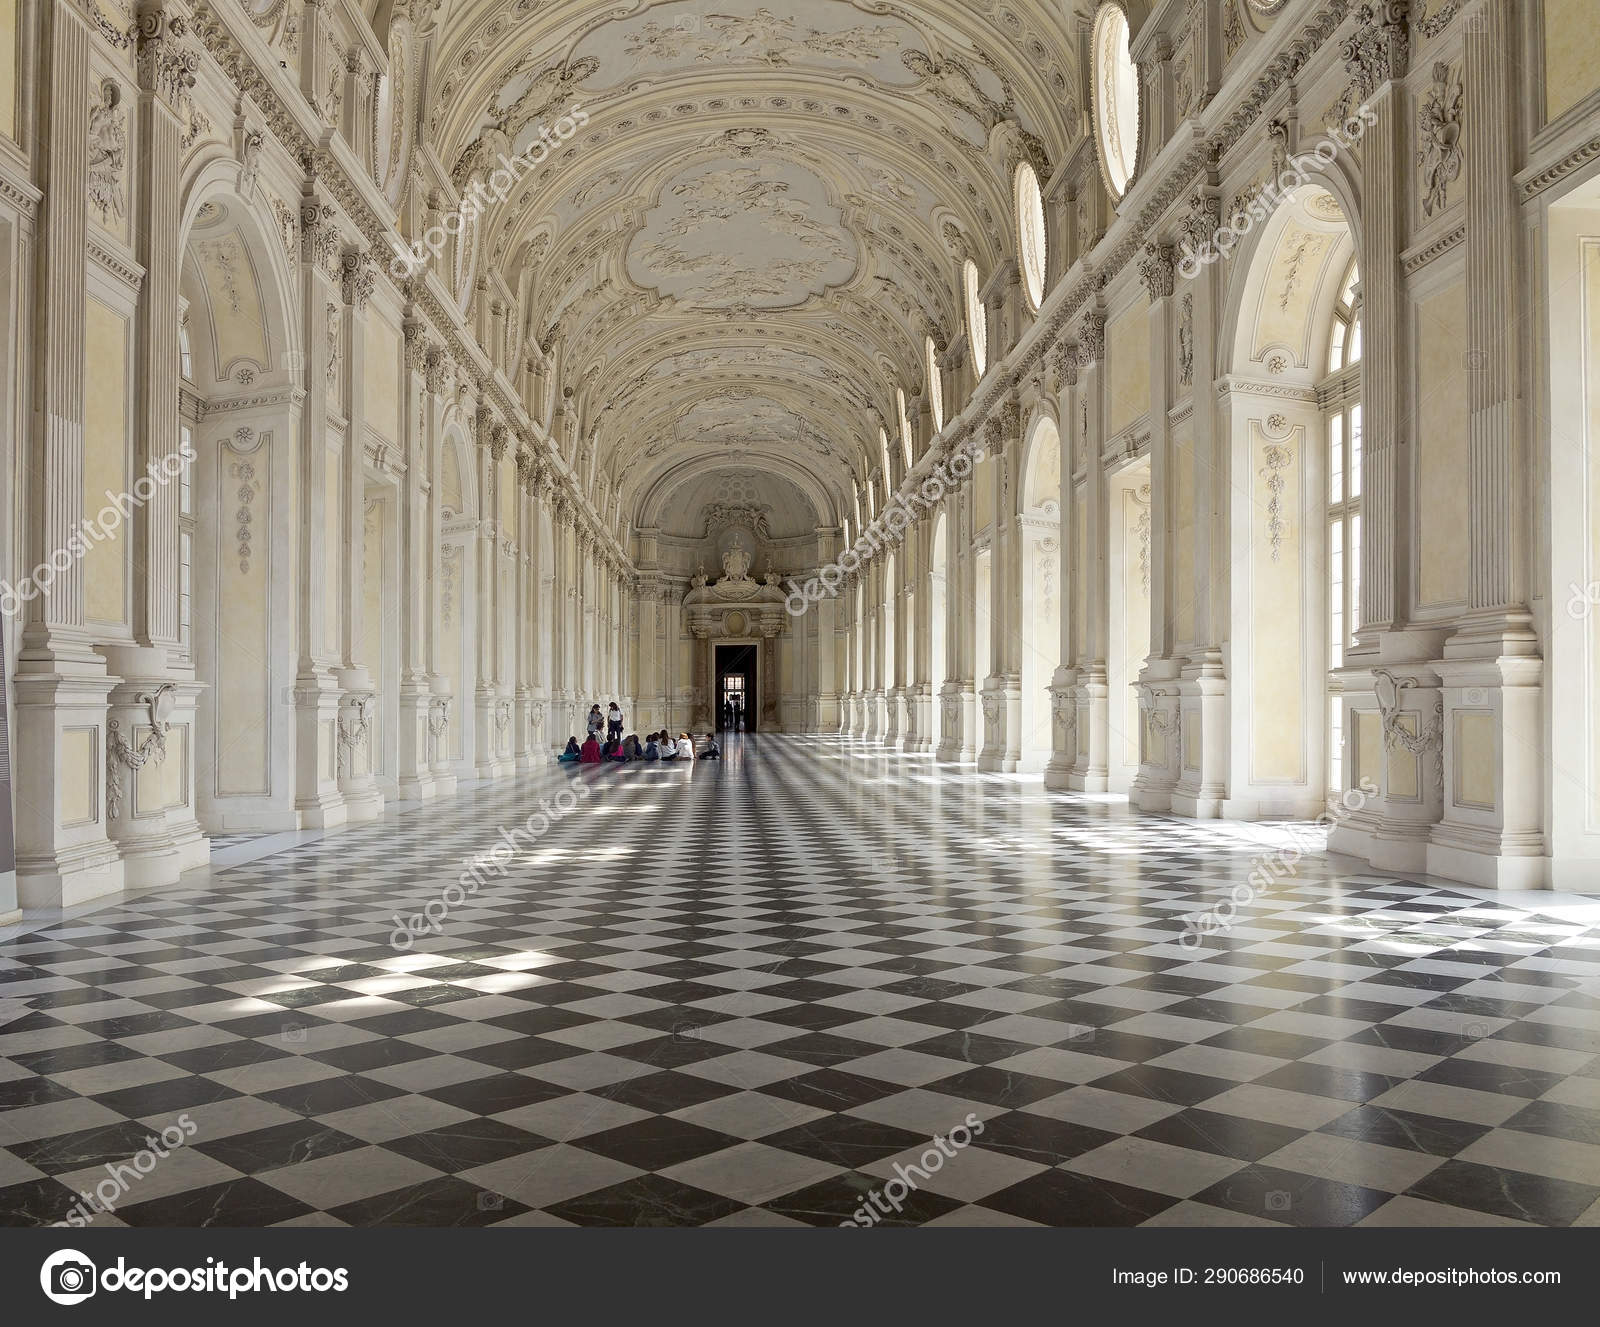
[428,696,450,760]
[1224,2,1247,60]
[88,81,127,225]
[270,197,298,258]
[1178,293,1195,386]
[1417,0,1464,39]
[336,693,375,778]
[1341,1,1411,102]
[106,686,177,820]
[441,545,462,625]
[325,303,341,387]
[238,126,264,196]
[1373,668,1445,796]
[228,426,261,574]
[1134,483,1152,596]
[200,238,244,313]
[1260,441,1292,562]
[1416,61,1464,218]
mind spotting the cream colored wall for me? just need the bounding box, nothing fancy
[1074,490,1087,663]
[1545,0,1600,123]
[324,447,342,655]
[1249,420,1304,783]
[1119,482,1151,766]
[1415,280,1470,609]
[1587,239,1600,824]
[59,729,97,826]
[136,724,187,812]
[363,317,401,442]
[499,455,515,533]
[974,455,994,533]
[442,441,464,512]
[1107,296,1150,436]
[1354,709,1382,792]
[217,432,272,796]
[1455,711,1496,809]
[0,0,16,142]
[84,298,129,627]
[1173,425,1194,645]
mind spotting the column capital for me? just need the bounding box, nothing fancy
[340,248,375,310]
[134,0,200,108]
[1138,241,1176,301]
[1340,0,1412,102]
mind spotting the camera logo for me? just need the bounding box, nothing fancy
[41,1250,97,1305]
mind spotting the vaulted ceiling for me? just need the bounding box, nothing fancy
[421,0,1093,532]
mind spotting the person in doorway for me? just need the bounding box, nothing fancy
[579,733,601,763]
[557,736,581,763]
[587,705,605,742]
[676,732,696,761]
[701,733,721,760]
[722,697,733,730]
[607,702,623,740]
[732,696,744,731]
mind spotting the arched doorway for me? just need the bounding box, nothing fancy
[1220,183,1357,820]
[180,190,301,837]
[930,510,949,748]
[1019,415,1062,771]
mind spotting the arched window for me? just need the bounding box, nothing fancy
[1327,258,1363,372]
[896,387,914,469]
[1015,161,1048,310]
[1092,3,1140,200]
[964,259,988,377]
[925,335,944,433]
[1322,257,1362,795]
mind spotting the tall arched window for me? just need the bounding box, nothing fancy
[925,335,945,432]
[896,387,914,469]
[1091,2,1140,200]
[1323,258,1362,795]
[879,425,894,489]
[964,259,988,377]
[1015,161,1048,310]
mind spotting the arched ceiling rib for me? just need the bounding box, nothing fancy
[421,1,1092,529]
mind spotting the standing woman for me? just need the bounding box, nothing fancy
[607,701,624,741]
[586,705,605,743]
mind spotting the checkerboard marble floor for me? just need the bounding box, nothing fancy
[4,734,1600,1227]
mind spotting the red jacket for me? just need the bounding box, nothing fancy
[579,737,601,763]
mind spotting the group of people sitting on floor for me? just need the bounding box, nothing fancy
[558,724,720,764]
